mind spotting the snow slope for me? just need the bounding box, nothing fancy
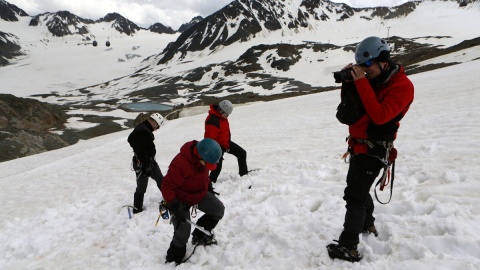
[0,59,479,269]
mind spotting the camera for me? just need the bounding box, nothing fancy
[333,68,353,83]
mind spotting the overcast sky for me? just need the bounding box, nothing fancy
[7,0,411,30]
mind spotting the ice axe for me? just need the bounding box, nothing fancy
[186,220,212,236]
[122,205,138,219]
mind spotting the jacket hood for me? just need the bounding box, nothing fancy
[179,140,202,167]
[209,104,225,119]
[142,119,155,131]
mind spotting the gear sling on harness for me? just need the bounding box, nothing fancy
[344,137,397,204]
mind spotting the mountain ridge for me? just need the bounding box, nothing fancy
[1,0,480,162]
[156,0,422,64]
[0,0,190,38]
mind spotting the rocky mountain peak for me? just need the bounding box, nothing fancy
[0,0,29,21]
[155,0,428,64]
[177,15,204,32]
[97,12,141,35]
[29,11,94,37]
[149,22,175,34]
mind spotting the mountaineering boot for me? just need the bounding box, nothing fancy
[133,193,144,214]
[241,168,260,176]
[362,225,379,237]
[326,242,362,262]
[132,205,146,214]
[192,231,217,246]
[165,242,186,264]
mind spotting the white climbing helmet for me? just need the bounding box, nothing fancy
[149,113,165,127]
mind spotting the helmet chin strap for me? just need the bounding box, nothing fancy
[375,61,392,79]
[369,60,393,88]
[377,61,388,73]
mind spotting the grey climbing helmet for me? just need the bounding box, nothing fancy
[355,36,390,65]
[218,100,233,115]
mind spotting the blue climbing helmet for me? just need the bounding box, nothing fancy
[355,36,390,65]
[196,138,222,164]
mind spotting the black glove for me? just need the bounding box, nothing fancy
[166,199,188,222]
[159,200,170,219]
[141,158,154,177]
[142,166,153,177]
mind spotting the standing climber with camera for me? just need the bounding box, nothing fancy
[327,36,414,262]
[128,113,165,214]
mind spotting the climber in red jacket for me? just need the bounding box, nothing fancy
[161,138,225,265]
[204,100,249,184]
[327,36,414,262]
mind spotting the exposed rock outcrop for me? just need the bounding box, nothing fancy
[0,94,69,162]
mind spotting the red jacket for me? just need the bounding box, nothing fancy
[161,141,210,205]
[349,65,414,154]
[204,104,231,150]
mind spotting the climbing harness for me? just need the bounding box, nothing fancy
[343,136,397,204]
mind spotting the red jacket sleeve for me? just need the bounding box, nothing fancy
[354,77,414,125]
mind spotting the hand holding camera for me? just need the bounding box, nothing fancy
[333,64,366,83]
[333,68,354,83]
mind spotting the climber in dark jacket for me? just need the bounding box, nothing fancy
[127,113,165,214]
